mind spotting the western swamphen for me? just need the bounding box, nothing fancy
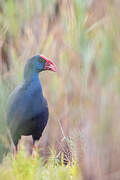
[6,55,56,155]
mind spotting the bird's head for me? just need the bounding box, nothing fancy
[24,55,56,80]
[28,55,56,72]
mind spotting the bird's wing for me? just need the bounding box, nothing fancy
[20,97,49,138]
[6,84,48,130]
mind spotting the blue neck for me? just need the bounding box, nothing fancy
[23,72,43,95]
[23,65,43,96]
[24,71,39,82]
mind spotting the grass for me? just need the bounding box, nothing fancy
[0,0,120,179]
[0,146,81,180]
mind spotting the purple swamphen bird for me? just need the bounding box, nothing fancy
[6,55,56,156]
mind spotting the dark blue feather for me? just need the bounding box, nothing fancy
[6,55,49,146]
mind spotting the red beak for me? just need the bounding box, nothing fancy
[44,59,57,72]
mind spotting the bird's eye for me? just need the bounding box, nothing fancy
[40,58,46,63]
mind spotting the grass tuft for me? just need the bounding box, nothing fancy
[0,146,81,180]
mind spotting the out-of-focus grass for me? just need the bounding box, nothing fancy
[0,0,120,179]
[0,146,81,180]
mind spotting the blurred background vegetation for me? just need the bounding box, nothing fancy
[0,0,120,179]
